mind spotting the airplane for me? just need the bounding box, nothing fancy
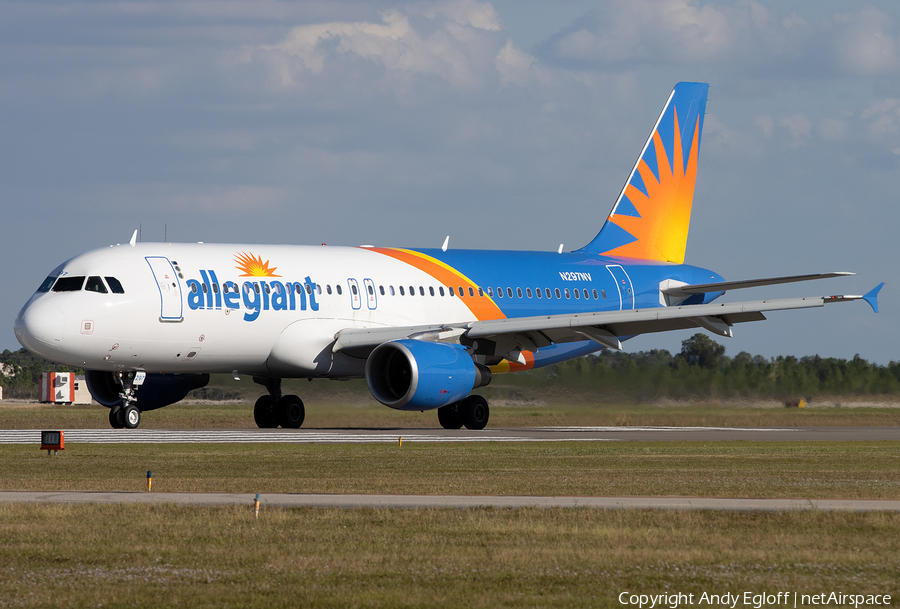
[13,82,883,430]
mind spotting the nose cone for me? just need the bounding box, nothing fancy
[14,297,65,358]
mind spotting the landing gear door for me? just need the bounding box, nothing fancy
[606,265,635,311]
[146,257,184,322]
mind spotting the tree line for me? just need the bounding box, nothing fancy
[503,334,900,401]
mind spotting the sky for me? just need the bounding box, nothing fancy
[1,0,899,364]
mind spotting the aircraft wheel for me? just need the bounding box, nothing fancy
[437,403,464,429]
[123,405,141,429]
[109,406,125,429]
[253,395,278,429]
[461,395,489,430]
[278,395,305,429]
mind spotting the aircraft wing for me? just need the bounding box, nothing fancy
[661,272,854,295]
[333,284,883,358]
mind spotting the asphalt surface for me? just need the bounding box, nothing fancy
[1,426,899,444]
[1,490,899,512]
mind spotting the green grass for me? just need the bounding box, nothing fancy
[0,505,897,608]
[2,398,900,429]
[2,441,899,499]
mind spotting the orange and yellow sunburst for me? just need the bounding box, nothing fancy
[234,252,281,277]
[605,108,700,264]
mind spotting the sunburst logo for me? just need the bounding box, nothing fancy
[234,252,281,277]
[605,108,700,264]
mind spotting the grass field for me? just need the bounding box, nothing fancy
[1,505,897,608]
[2,401,898,607]
[1,441,899,499]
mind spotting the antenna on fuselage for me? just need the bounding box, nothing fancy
[129,230,137,247]
[558,244,564,254]
[442,236,449,252]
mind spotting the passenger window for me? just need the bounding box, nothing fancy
[526,288,532,298]
[554,288,561,299]
[602,289,607,299]
[351,284,358,295]
[593,289,599,299]
[380,285,385,296]
[583,289,589,299]
[213,283,219,294]
[419,286,425,296]
[448,287,455,297]
[478,288,484,297]
[459,286,464,297]
[327,285,332,295]
[487,287,493,297]
[410,286,415,296]
[517,287,523,298]
[367,285,374,295]
[536,288,542,299]
[85,276,108,294]
[400,286,405,296]
[38,276,58,293]
[439,287,445,296]
[317,285,322,295]
[222,283,229,294]
[545,288,551,299]
[429,286,435,296]
[389,286,395,296]
[497,288,503,298]
[507,287,513,298]
[306,284,312,295]
[254,284,260,294]
[52,276,85,292]
[337,285,343,295]
[202,283,208,294]
[469,287,475,297]
[565,289,571,299]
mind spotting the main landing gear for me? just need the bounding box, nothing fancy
[108,371,141,429]
[253,377,305,429]
[437,395,489,430]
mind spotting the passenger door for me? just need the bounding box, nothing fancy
[146,257,183,322]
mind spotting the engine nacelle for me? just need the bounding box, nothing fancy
[85,371,210,411]
[365,340,491,411]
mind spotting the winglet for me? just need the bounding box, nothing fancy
[863,283,884,313]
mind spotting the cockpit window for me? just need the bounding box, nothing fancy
[52,276,85,292]
[37,276,58,293]
[105,277,125,294]
[85,276,108,294]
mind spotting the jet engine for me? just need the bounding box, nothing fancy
[365,340,491,410]
[85,371,210,411]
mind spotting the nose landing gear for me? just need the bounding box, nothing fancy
[108,371,143,429]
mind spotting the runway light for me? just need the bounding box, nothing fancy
[254,493,260,519]
[147,470,152,492]
[40,430,64,455]
[399,437,402,447]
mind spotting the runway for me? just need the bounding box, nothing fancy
[1,490,899,512]
[1,426,899,444]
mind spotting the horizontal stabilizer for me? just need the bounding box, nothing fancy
[662,272,854,296]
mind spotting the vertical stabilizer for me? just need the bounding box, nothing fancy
[579,82,708,263]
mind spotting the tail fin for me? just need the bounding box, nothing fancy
[578,82,708,264]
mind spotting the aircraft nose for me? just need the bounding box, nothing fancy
[14,298,65,356]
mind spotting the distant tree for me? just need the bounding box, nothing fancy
[679,333,726,369]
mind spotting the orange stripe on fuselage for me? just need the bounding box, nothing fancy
[367,247,506,321]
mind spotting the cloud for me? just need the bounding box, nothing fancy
[244,0,509,93]
[539,0,900,80]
